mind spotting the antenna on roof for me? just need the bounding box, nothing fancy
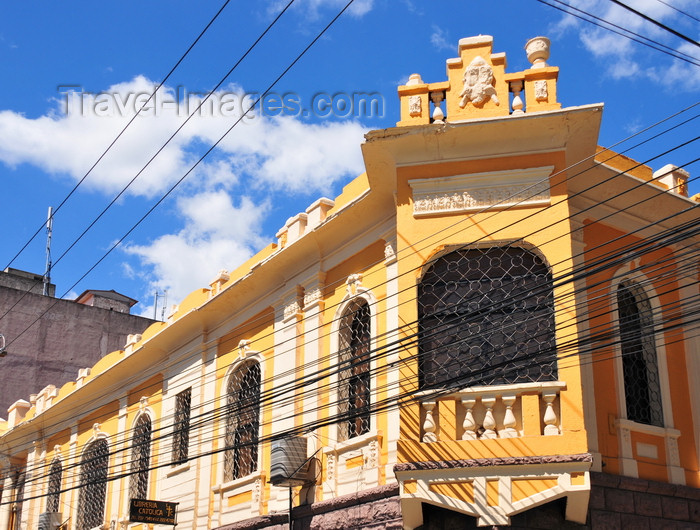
[43,206,53,297]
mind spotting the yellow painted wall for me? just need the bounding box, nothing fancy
[393,151,590,465]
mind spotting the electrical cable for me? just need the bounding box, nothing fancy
[2,0,235,272]
[608,0,700,48]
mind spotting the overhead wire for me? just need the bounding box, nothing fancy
[4,166,696,496]
[2,117,696,480]
[0,0,299,330]
[2,0,235,272]
[608,0,700,48]
[540,0,700,66]
[2,51,696,506]
[653,0,700,24]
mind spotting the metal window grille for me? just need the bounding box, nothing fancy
[418,246,557,389]
[46,458,62,513]
[224,361,261,481]
[129,414,152,500]
[172,388,192,465]
[338,299,371,441]
[76,439,108,530]
[12,469,25,530]
[618,280,664,426]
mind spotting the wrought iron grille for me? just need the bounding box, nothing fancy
[224,361,261,481]
[46,458,62,513]
[172,388,192,465]
[76,439,108,530]
[338,299,371,441]
[618,279,664,426]
[12,469,25,530]
[129,414,152,500]
[418,246,557,388]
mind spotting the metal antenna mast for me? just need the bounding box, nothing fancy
[43,206,53,296]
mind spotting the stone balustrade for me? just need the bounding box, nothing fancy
[419,381,566,442]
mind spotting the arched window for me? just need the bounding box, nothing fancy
[46,458,62,513]
[617,279,663,426]
[76,439,108,530]
[338,299,371,441]
[224,360,261,481]
[129,414,152,500]
[418,246,557,388]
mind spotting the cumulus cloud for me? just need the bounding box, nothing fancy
[124,191,270,306]
[554,0,700,90]
[0,76,369,307]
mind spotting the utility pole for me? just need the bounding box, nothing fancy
[43,206,53,296]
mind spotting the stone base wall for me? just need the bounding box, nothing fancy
[589,472,700,529]
[214,484,401,530]
[213,474,700,529]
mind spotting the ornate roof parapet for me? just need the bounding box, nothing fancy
[397,35,560,126]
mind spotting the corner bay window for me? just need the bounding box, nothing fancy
[418,246,557,388]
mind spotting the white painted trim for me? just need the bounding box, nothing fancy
[408,166,553,217]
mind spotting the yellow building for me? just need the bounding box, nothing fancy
[0,35,698,530]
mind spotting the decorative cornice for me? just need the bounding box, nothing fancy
[394,453,593,473]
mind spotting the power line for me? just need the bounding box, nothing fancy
[537,0,700,66]
[654,0,700,24]
[2,0,235,272]
[2,124,697,460]
[608,0,700,48]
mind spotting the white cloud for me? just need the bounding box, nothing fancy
[430,25,452,51]
[0,76,369,307]
[268,0,374,19]
[0,77,367,197]
[124,191,270,305]
[554,0,700,89]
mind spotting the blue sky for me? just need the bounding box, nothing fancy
[0,0,698,317]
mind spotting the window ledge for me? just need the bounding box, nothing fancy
[212,470,265,495]
[325,429,382,455]
[166,462,190,477]
[616,419,680,439]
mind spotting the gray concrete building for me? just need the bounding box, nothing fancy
[0,268,155,414]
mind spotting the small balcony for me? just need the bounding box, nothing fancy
[418,381,566,442]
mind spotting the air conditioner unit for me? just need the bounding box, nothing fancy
[38,512,62,530]
[269,436,309,486]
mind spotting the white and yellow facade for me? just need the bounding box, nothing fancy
[1,35,698,529]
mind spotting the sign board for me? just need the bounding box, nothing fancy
[129,499,178,526]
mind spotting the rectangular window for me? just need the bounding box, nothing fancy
[172,388,192,465]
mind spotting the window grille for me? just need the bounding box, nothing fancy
[129,414,152,500]
[338,299,371,441]
[224,360,261,481]
[76,439,108,530]
[172,388,192,465]
[418,246,557,388]
[46,458,62,513]
[618,280,663,426]
[12,469,25,530]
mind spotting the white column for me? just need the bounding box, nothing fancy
[383,240,400,482]
[0,456,13,530]
[24,440,43,529]
[115,397,128,525]
[195,340,217,530]
[269,286,302,511]
[66,426,79,528]
[301,273,325,502]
